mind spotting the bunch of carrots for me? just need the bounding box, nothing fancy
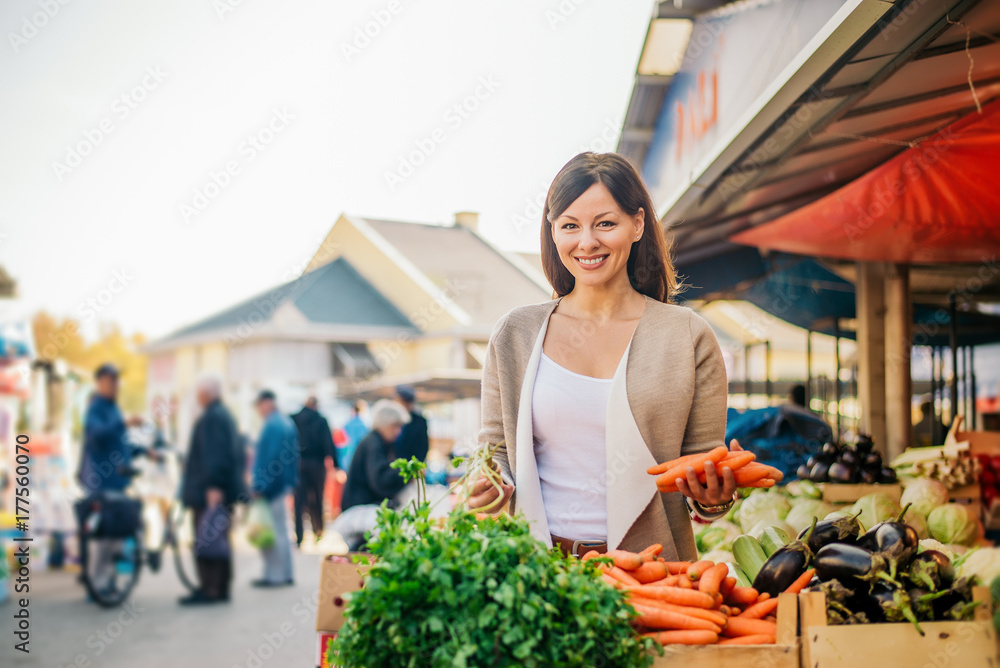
[648,446,783,493]
[587,545,813,646]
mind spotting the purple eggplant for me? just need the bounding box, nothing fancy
[827,460,858,484]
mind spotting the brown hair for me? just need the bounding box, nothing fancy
[540,152,677,303]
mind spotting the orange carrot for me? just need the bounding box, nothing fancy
[722,617,778,638]
[601,573,623,589]
[643,630,719,645]
[676,574,692,588]
[632,601,722,631]
[731,465,771,485]
[725,587,759,606]
[739,597,779,620]
[655,447,729,490]
[581,550,602,561]
[699,563,729,595]
[640,543,664,559]
[664,562,691,575]
[642,630,718,645]
[606,550,644,570]
[720,576,737,597]
[718,634,776,645]
[757,592,771,602]
[718,451,757,470]
[620,585,716,609]
[784,568,816,594]
[630,560,669,584]
[646,451,715,475]
[686,560,715,581]
[628,596,728,626]
[742,479,777,488]
[603,565,641,586]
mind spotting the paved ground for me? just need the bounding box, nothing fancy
[2,536,346,668]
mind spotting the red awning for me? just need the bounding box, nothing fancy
[730,99,1000,264]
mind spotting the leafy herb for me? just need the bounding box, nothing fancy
[332,452,652,667]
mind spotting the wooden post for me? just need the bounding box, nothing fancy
[806,330,813,407]
[949,292,959,426]
[765,340,772,406]
[856,262,887,450]
[971,345,978,429]
[884,263,913,459]
[834,320,842,443]
[930,346,940,445]
[744,344,751,407]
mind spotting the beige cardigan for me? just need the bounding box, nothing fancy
[478,295,728,561]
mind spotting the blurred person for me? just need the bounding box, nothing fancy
[77,364,145,598]
[330,400,410,551]
[291,396,338,548]
[339,400,369,472]
[393,385,429,463]
[179,374,242,605]
[251,389,299,587]
[788,384,808,409]
[914,398,945,447]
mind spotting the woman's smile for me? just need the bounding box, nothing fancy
[574,254,609,269]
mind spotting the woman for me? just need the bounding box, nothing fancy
[469,152,739,561]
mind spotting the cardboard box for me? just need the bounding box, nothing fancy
[315,554,371,632]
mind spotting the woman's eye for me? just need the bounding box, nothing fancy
[598,220,616,228]
[561,223,577,230]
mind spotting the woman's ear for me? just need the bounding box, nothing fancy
[634,207,645,241]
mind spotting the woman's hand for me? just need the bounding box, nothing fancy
[466,473,514,513]
[675,439,743,507]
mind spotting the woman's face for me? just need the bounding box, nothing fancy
[551,182,644,290]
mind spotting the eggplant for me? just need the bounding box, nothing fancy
[879,467,898,484]
[855,435,875,455]
[827,460,858,484]
[822,442,840,456]
[753,519,818,596]
[839,447,861,467]
[855,503,919,567]
[814,543,874,583]
[796,464,813,481]
[809,460,832,482]
[863,452,883,469]
[797,510,863,554]
[906,550,955,591]
[858,467,879,484]
[807,452,835,469]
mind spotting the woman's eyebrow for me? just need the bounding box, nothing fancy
[559,211,616,222]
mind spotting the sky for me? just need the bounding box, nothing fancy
[0,0,654,340]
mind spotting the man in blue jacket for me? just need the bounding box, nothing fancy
[251,389,299,587]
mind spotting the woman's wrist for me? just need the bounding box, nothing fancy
[688,494,736,521]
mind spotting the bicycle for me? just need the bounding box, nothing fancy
[77,449,199,608]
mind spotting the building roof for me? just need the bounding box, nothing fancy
[149,257,415,350]
[357,217,552,326]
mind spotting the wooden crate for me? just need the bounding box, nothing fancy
[799,587,998,668]
[817,483,902,504]
[649,592,799,668]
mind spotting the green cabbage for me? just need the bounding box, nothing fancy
[850,493,902,532]
[785,499,836,533]
[901,478,950,519]
[696,520,741,555]
[738,492,791,533]
[957,547,1000,586]
[748,519,796,541]
[700,549,735,565]
[903,507,930,540]
[927,503,979,546]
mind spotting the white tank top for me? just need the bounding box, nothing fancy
[531,351,612,541]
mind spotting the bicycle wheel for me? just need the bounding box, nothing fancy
[167,500,199,593]
[82,533,143,608]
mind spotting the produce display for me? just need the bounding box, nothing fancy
[797,435,898,484]
[890,441,980,489]
[592,546,806,646]
[648,446,784,492]
[974,452,1000,514]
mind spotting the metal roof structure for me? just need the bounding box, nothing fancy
[620,0,1000,309]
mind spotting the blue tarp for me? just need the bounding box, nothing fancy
[724,406,832,482]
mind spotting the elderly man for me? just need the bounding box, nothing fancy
[291,396,337,548]
[331,399,411,551]
[179,374,242,605]
[251,389,299,587]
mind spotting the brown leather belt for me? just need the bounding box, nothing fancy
[551,535,608,558]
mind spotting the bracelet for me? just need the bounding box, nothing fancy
[693,496,736,515]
